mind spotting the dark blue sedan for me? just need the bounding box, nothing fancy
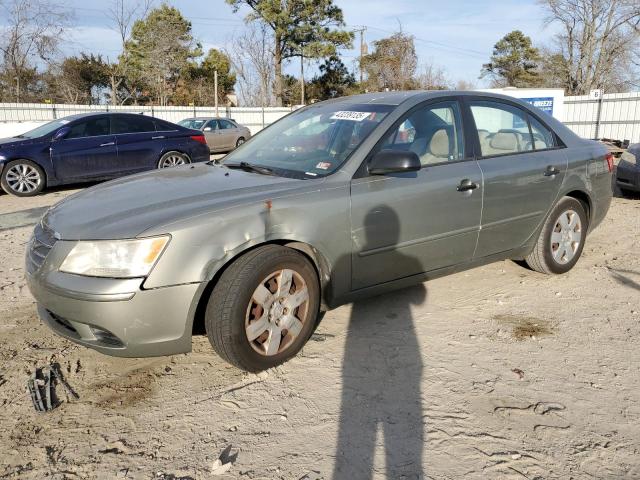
[0,112,211,196]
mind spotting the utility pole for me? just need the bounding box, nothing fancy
[15,76,20,103]
[352,27,367,85]
[300,46,305,105]
[214,70,219,117]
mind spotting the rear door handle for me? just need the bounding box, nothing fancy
[99,141,115,147]
[457,179,479,192]
[152,135,166,140]
[544,165,560,176]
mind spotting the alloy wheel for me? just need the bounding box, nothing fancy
[160,154,188,168]
[5,163,42,194]
[550,209,582,264]
[245,268,310,356]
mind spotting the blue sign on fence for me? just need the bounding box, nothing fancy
[522,97,554,115]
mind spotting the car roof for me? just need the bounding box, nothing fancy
[325,89,543,106]
[181,117,228,121]
[60,112,154,121]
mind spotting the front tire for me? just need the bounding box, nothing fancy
[235,137,245,148]
[524,196,588,274]
[158,151,190,168]
[1,159,45,196]
[205,245,320,372]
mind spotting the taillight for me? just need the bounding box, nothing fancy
[190,135,207,145]
[604,152,614,173]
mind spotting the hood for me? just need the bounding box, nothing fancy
[0,136,43,148]
[44,163,312,239]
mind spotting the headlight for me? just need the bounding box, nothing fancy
[59,236,170,278]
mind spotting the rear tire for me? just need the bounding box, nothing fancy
[205,245,320,372]
[158,151,190,168]
[1,159,45,196]
[524,196,588,274]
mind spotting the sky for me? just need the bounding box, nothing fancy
[62,0,561,87]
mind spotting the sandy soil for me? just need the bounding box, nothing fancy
[0,186,639,480]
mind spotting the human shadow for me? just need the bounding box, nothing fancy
[333,205,426,479]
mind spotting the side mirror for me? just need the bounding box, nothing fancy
[368,150,421,175]
[203,127,212,132]
[52,127,70,141]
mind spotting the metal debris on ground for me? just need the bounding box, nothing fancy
[26,363,79,412]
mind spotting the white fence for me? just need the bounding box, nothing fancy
[2,93,640,143]
[563,92,640,143]
[0,104,295,137]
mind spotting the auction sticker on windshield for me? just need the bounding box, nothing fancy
[330,111,372,122]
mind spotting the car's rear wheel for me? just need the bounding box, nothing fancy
[524,196,588,274]
[158,151,190,168]
[235,137,245,148]
[205,245,320,372]
[1,159,45,196]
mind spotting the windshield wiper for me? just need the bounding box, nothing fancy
[225,161,275,176]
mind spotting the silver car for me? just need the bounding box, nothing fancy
[177,117,251,152]
[26,91,612,371]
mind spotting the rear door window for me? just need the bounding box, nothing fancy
[528,116,556,150]
[112,115,156,134]
[66,117,110,139]
[470,101,534,156]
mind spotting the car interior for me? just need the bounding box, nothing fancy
[382,107,462,165]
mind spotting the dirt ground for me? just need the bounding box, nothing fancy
[0,183,639,480]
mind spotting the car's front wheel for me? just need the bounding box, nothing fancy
[235,137,245,148]
[525,196,588,274]
[1,159,45,196]
[158,151,190,168]
[205,245,320,372]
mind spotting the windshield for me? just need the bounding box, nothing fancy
[19,119,72,139]
[223,102,394,178]
[178,119,206,130]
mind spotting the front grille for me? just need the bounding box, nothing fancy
[26,223,57,274]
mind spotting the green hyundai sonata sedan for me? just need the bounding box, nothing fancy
[26,91,613,371]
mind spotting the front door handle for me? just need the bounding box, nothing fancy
[457,179,479,192]
[99,141,115,147]
[544,165,560,176]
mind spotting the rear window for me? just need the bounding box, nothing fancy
[112,115,156,134]
[178,119,206,130]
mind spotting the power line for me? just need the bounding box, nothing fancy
[347,24,487,60]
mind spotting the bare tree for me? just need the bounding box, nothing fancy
[454,79,476,90]
[108,0,154,46]
[540,0,640,94]
[0,0,71,101]
[105,0,154,105]
[416,62,449,90]
[226,23,275,106]
[362,31,418,91]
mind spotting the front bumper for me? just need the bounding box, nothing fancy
[25,238,203,357]
[616,160,640,192]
